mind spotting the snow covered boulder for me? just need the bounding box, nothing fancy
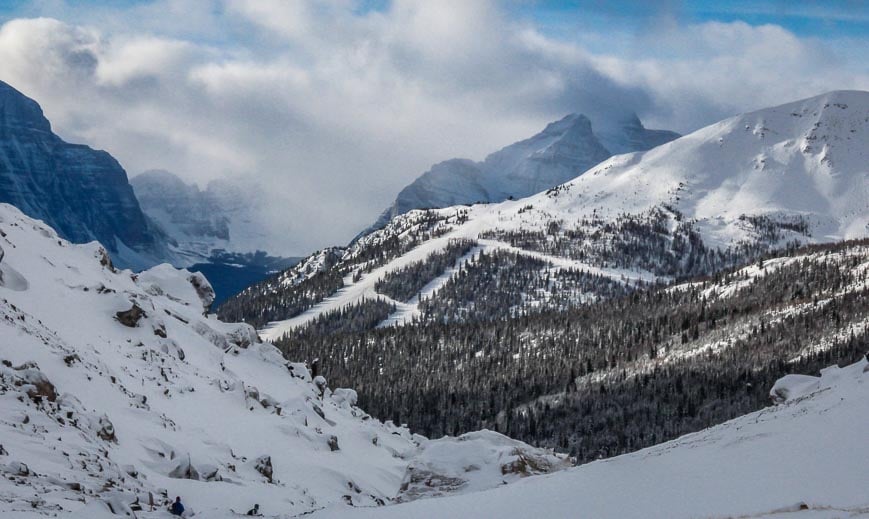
[136,263,215,312]
[332,388,358,408]
[398,430,571,502]
[1,361,57,403]
[770,364,854,404]
[770,374,820,404]
[96,415,117,443]
[225,322,259,349]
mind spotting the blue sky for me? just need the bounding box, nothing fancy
[0,0,866,253]
[2,0,867,41]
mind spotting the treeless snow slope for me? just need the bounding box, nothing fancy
[311,357,869,519]
[501,90,869,246]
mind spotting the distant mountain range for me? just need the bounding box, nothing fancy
[219,90,869,338]
[0,80,297,300]
[131,169,284,266]
[367,112,678,232]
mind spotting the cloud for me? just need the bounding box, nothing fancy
[0,2,866,255]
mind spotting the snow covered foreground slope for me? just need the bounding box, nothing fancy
[313,357,869,519]
[0,203,568,517]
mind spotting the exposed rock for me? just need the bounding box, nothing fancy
[254,455,274,483]
[96,415,117,443]
[328,435,340,452]
[12,363,57,403]
[153,323,167,338]
[187,272,215,310]
[115,303,146,327]
[168,455,200,480]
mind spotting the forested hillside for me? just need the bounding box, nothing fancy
[278,240,868,463]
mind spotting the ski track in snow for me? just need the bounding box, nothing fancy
[260,219,662,339]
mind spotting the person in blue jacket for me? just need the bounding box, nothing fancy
[170,496,185,516]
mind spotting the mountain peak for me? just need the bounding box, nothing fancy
[0,80,167,269]
[539,113,593,136]
[0,80,51,135]
[363,112,680,235]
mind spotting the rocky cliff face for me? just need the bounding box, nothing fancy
[369,113,679,232]
[0,80,166,269]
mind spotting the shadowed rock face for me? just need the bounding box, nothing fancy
[0,80,163,268]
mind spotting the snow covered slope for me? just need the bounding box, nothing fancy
[510,89,869,249]
[234,91,868,339]
[369,113,678,231]
[0,81,169,270]
[313,357,869,519]
[0,203,568,517]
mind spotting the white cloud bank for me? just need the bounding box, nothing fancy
[0,0,866,255]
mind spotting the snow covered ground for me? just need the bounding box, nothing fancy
[0,203,568,517]
[311,357,869,519]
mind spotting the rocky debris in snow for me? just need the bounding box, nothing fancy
[254,455,274,483]
[2,361,58,403]
[115,303,146,327]
[153,323,167,338]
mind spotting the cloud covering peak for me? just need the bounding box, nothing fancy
[0,1,866,255]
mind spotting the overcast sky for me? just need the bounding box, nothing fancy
[0,0,867,255]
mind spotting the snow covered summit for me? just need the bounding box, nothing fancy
[368,112,678,232]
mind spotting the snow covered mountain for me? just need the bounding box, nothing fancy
[222,90,868,339]
[0,202,569,517]
[0,80,169,270]
[314,356,869,519]
[131,170,281,266]
[368,112,678,232]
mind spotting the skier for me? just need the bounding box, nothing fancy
[246,503,262,516]
[170,496,185,516]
